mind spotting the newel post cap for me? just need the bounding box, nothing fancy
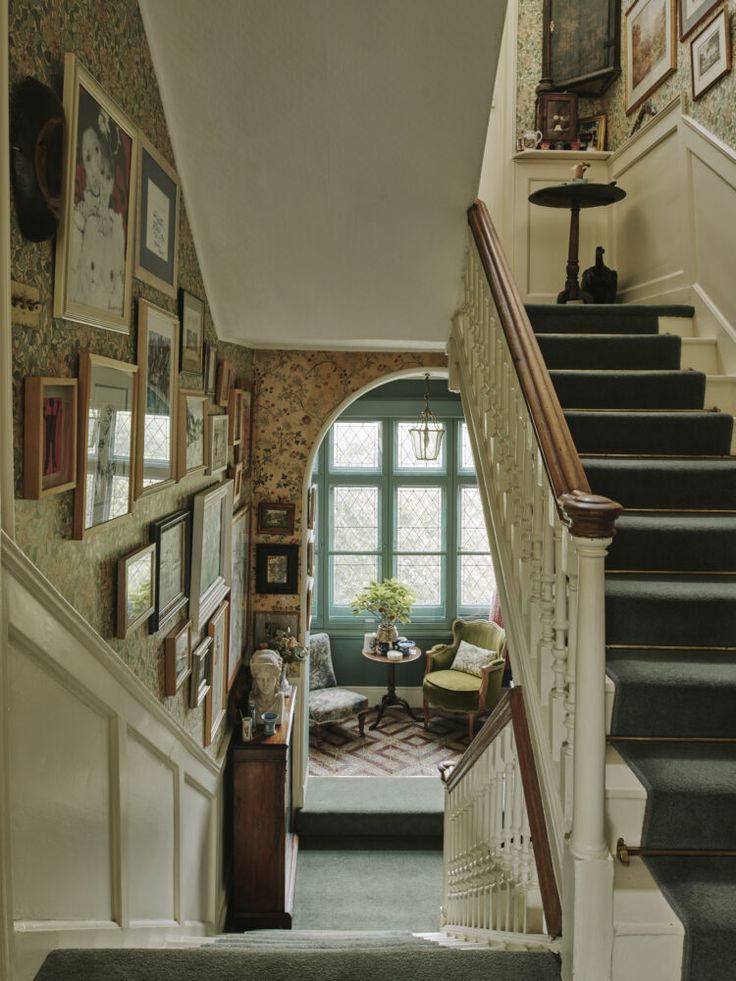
[559,489,622,539]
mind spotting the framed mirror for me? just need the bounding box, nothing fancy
[135,299,179,497]
[74,353,138,539]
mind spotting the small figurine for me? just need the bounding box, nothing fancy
[581,246,618,304]
[572,162,590,182]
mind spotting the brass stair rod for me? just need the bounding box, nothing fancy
[617,837,736,866]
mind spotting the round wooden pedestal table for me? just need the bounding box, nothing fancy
[528,181,626,303]
[361,646,422,730]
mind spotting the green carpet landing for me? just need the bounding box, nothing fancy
[529,302,736,981]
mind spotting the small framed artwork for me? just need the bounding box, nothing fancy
[679,0,721,39]
[691,8,731,99]
[205,598,230,746]
[53,53,137,333]
[537,91,578,144]
[190,480,234,630]
[258,501,296,535]
[190,636,212,709]
[229,506,250,689]
[363,632,377,654]
[577,114,607,150]
[135,135,179,298]
[24,377,77,499]
[75,353,138,539]
[135,299,179,497]
[228,388,243,445]
[116,542,156,640]
[177,390,209,479]
[203,342,217,396]
[164,619,191,696]
[178,289,204,374]
[216,359,233,407]
[255,543,299,595]
[208,414,229,476]
[307,484,317,530]
[254,611,299,645]
[240,389,253,473]
[149,507,191,633]
[305,577,314,630]
[228,461,244,499]
[625,0,677,114]
[306,534,315,577]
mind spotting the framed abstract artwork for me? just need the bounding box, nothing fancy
[135,135,179,298]
[177,389,208,480]
[149,507,191,633]
[116,542,156,640]
[135,299,179,497]
[54,53,138,333]
[255,543,299,595]
[164,619,191,696]
[190,480,234,630]
[178,288,204,374]
[24,377,77,499]
[625,0,677,113]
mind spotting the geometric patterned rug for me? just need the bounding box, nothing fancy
[308,709,469,777]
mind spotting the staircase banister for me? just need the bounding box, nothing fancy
[444,688,513,793]
[467,200,621,539]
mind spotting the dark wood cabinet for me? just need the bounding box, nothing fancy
[543,0,620,96]
[227,691,298,930]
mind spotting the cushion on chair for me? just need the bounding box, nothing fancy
[451,639,496,678]
[309,687,369,725]
[424,669,482,693]
[309,632,337,691]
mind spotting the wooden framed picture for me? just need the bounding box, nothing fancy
[24,377,77,499]
[679,0,721,39]
[54,53,137,333]
[203,342,217,396]
[135,299,179,497]
[74,353,138,539]
[625,0,677,114]
[240,389,253,473]
[190,480,234,630]
[228,460,244,499]
[189,636,212,709]
[178,288,204,374]
[207,414,229,476]
[177,389,209,479]
[135,135,179,298]
[149,507,191,633]
[305,576,314,631]
[577,114,608,150]
[537,91,578,144]
[306,533,315,577]
[164,619,192,696]
[205,598,230,746]
[257,501,296,535]
[116,542,156,640]
[216,359,233,407]
[307,484,317,530]
[228,387,243,445]
[229,506,250,689]
[255,543,299,595]
[691,8,731,99]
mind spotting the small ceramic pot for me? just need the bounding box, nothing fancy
[262,711,278,736]
[376,622,398,645]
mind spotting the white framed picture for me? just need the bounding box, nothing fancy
[208,414,229,476]
[190,480,234,631]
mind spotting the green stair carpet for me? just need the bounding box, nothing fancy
[528,302,736,981]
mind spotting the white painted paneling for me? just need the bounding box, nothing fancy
[181,778,211,926]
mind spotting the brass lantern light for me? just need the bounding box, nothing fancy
[409,373,445,462]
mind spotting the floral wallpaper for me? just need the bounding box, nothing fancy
[9,0,253,753]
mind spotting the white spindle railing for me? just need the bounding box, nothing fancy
[443,203,621,976]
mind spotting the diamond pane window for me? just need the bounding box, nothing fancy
[460,487,489,552]
[396,555,442,607]
[143,415,170,461]
[333,555,379,607]
[460,554,495,607]
[113,410,133,458]
[332,421,381,470]
[396,422,445,471]
[460,422,476,473]
[396,487,442,552]
[332,486,379,551]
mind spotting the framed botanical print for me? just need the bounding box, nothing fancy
[149,507,191,633]
[24,377,77,499]
[135,136,179,298]
[679,0,721,39]
[257,501,295,535]
[205,598,230,746]
[190,480,234,630]
[625,0,677,113]
[178,288,204,374]
[135,299,179,497]
[207,414,229,476]
[229,506,250,689]
[164,619,191,696]
[177,389,209,479]
[116,542,156,640]
[54,53,138,333]
[255,543,299,595]
[189,636,212,709]
[691,8,731,99]
[74,353,138,539]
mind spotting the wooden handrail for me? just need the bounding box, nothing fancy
[467,200,621,540]
[445,687,562,938]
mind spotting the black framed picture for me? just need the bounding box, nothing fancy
[135,136,180,299]
[149,507,191,633]
[255,543,299,594]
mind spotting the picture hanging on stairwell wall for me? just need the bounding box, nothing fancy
[135,135,180,299]
[625,0,677,113]
[690,8,731,99]
[23,376,78,499]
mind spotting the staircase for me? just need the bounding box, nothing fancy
[528,302,736,981]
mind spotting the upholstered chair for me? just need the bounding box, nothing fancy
[422,619,506,742]
[308,632,369,740]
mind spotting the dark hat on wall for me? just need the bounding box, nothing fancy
[10,76,65,243]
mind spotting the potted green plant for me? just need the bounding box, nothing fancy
[351,578,415,647]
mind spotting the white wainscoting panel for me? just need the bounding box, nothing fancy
[181,777,213,927]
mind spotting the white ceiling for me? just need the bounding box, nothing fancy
[139,0,506,350]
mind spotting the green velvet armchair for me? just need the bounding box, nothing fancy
[422,619,506,742]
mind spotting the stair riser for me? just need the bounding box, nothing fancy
[567,413,733,456]
[584,462,736,509]
[552,372,706,409]
[526,304,694,335]
[608,526,736,572]
[606,590,736,648]
[610,683,736,737]
[641,787,736,851]
[538,334,681,371]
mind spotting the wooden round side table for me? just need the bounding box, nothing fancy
[361,646,421,730]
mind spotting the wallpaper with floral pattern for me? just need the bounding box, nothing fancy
[9,0,253,753]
